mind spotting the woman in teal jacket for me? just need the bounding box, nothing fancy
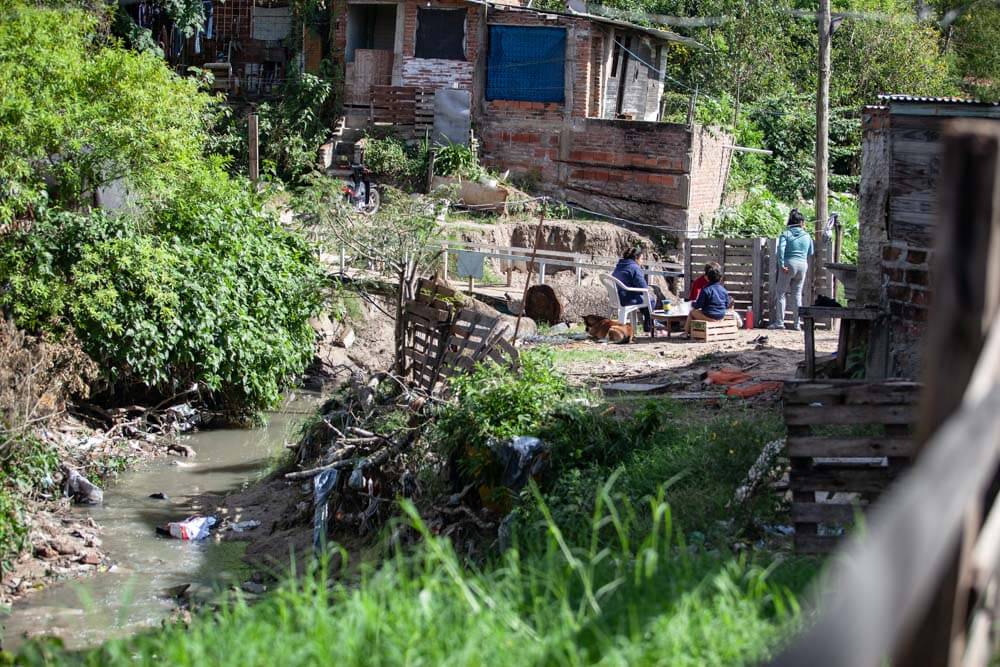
[769,209,814,331]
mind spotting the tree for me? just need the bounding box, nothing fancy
[293,176,443,374]
[0,1,214,224]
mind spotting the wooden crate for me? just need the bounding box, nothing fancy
[691,318,738,342]
[783,380,921,554]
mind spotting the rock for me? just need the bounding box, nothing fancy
[34,545,58,560]
[149,492,169,500]
[80,552,101,566]
[161,583,191,599]
[62,466,103,505]
[240,581,266,595]
[167,443,196,457]
[548,322,570,334]
[49,538,79,556]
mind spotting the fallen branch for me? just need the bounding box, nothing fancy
[285,446,359,480]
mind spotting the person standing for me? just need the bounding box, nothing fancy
[769,209,814,331]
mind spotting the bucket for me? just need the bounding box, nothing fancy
[744,309,754,329]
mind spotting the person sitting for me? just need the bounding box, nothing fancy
[611,247,653,335]
[688,261,721,302]
[684,266,729,337]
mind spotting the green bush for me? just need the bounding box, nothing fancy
[0,174,324,417]
[362,135,431,190]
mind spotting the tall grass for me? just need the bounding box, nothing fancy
[16,475,813,666]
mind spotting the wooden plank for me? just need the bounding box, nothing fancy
[787,436,916,458]
[792,502,864,524]
[790,465,901,494]
[783,381,921,405]
[785,404,914,426]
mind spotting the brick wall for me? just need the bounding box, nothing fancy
[479,116,732,237]
[685,127,730,235]
[881,241,932,378]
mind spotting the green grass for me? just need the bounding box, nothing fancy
[12,354,811,665]
[15,486,815,667]
[548,346,656,366]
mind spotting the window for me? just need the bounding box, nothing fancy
[486,25,566,103]
[415,8,466,60]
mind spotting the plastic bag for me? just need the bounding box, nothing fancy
[312,469,340,554]
[166,516,216,540]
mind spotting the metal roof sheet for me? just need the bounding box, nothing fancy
[878,94,999,106]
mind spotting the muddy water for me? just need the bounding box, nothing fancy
[1,395,319,651]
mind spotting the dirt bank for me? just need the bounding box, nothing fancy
[2,415,181,604]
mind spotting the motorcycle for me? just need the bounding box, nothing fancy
[343,163,380,215]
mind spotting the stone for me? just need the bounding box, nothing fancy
[167,443,197,457]
[80,552,101,566]
[241,581,266,595]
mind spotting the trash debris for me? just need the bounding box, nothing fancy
[163,516,217,540]
[490,436,548,491]
[731,438,786,506]
[726,381,784,398]
[312,469,340,554]
[705,369,752,386]
[62,466,103,505]
[229,520,261,533]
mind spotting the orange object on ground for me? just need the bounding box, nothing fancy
[706,369,752,385]
[726,381,784,398]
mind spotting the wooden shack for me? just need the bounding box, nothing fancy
[856,95,1000,379]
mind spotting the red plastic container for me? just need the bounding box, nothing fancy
[744,309,754,329]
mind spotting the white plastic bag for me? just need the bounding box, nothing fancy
[166,516,217,540]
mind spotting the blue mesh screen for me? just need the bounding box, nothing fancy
[486,26,566,103]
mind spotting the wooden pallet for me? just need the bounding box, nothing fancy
[691,318,738,342]
[402,278,518,395]
[783,380,921,554]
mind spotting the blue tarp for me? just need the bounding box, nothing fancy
[486,26,566,103]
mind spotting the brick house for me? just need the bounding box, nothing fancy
[328,0,733,237]
[140,0,733,236]
[856,95,1000,378]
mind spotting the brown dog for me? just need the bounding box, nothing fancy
[583,315,634,344]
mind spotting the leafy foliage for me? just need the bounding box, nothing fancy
[362,135,431,190]
[0,2,213,223]
[210,72,333,183]
[433,142,487,180]
[0,175,323,416]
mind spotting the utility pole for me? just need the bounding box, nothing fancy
[813,0,832,304]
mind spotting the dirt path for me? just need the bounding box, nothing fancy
[537,328,838,393]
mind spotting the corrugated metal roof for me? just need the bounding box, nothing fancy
[878,94,1000,106]
[473,0,703,47]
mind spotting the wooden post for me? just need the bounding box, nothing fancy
[900,120,1000,667]
[766,238,779,325]
[683,238,692,300]
[813,0,831,310]
[575,262,583,286]
[441,247,449,282]
[833,213,843,300]
[340,246,346,277]
[248,113,260,183]
[752,238,763,327]
[467,275,474,294]
[538,261,546,285]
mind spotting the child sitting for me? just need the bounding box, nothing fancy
[684,266,730,337]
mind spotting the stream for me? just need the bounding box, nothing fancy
[1,395,318,652]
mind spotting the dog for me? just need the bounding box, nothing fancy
[582,315,633,344]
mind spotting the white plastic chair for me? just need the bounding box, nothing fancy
[599,274,655,331]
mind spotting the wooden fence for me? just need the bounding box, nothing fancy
[684,237,834,326]
[768,119,1000,667]
[684,238,766,324]
[370,85,434,141]
[784,380,920,554]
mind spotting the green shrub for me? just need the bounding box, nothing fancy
[433,141,485,180]
[0,174,324,417]
[362,135,431,190]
